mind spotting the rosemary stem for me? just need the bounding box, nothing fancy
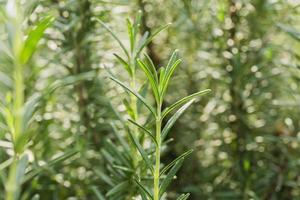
[154,104,162,200]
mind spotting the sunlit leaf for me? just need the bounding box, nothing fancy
[162,89,211,119]
[21,15,54,64]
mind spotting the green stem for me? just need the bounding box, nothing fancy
[6,28,25,200]
[154,105,161,200]
[126,68,141,200]
[130,75,140,168]
[6,58,24,200]
[13,61,24,152]
[6,156,19,200]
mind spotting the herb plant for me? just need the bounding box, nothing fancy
[109,49,210,199]
[0,1,78,199]
[93,12,172,199]
[0,0,298,199]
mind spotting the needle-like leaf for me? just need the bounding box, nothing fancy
[136,23,171,56]
[21,15,54,64]
[135,31,149,57]
[144,53,158,82]
[113,53,132,76]
[134,179,153,200]
[106,181,129,197]
[277,23,300,42]
[109,76,156,116]
[128,119,157,146]
[23,150,78,183]
[177,193,190,200]
[137,59,160,103]
[162,89,211,119]
[128,130,154,174]
[165,49,179,73]
[161,100,194,141]
[127,19,134,53]
[160,149,193,176]
[160,59,182,98]
[159,159,184,198]
[93,18,130,59]
[91,186,106,200]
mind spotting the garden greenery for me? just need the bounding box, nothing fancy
[1,0,300,199]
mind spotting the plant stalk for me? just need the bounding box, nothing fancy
[154,104,162,200]
[6,26,25,200]
[130,76,139,168]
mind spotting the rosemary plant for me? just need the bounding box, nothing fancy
[0,1,77,199]
[109,50,210,199]
[0,1,54,199]
[93,12,171,199]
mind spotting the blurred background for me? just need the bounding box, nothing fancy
[1,0,300,199]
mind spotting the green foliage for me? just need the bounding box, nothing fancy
[1,0,300,199]
[110,48,210,200]
[0,1,78,199]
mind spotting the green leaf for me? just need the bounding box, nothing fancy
[113,53,132,76]
[159,50,180,96]
[109,76,156,116]
[2,106,15,140]
[94,169,115,187]
[159,159,184,198]
[162,89,211,119]
[277,23,300,42]
[165,49,179,73]
[137,82,149,113]
[160,59,181,98]
[135,31,149,57]
[0,157,13,171]
[134,10,142,27]
[0,71,12,89]
[112,164,134,173]
[134,179,153,200]
[123,98,135,120]
[105,140,131,168]
[101,149,116,166]
[127,19,134,53]
[127,119,157,146]
[137,59,160,103]
[159,67,166,87]
[94,18,130,59]
[110,122,130,152]
[31,194,40,200]
[23,150,78,183]
[140,192,148,200]
[48,71,96,93]
[21,15,54,64]
[128,130,154,174]
[16,156,29,185]
[177,193,190,200]
[160,149,193,176]
[91,186,106,200]
[106,181,129,197]
[161,100,194,141]
[133,10,142,45]
[144,53,158,82]
[136,23,171,56]
[22,93,41,131]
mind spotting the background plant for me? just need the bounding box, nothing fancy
[0,0,79,199]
